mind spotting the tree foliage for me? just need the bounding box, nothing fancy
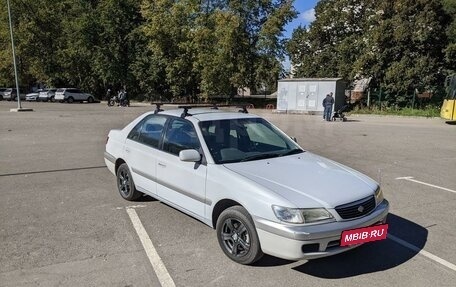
[0,0,295,99]
[287,0,454,105]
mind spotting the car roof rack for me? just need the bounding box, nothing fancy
[153,102,251,117]
[178,105,193,118]
[151,103,164,114]
[236,104,249,114]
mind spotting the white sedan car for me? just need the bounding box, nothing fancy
[104,107,389,264]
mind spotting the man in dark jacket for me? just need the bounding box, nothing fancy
[322,92,334,121]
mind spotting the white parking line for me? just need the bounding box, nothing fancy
[396,176,456,194]
[126,208,176,287]
[388,234,456,272]
[116,204,147,210]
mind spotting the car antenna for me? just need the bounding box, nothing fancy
[152,103,164,114]
[178,106,193,118]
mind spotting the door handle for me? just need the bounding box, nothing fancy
[158,162,166,167]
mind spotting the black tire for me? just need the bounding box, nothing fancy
[67,96,74,103]
[116,163,142,201]
[50,96,55,102]
[108,100,115,106]
[87,96,94,103]
[0,95,3,101]
[216,206,263,265]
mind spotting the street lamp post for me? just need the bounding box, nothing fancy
[7,0,32,112]
[6,0,21,109]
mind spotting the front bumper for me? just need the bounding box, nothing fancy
[254,199,389,260]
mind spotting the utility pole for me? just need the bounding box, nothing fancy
[7,0,32,112]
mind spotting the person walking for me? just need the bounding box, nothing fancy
[323,92,334,121]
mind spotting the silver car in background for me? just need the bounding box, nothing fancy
[0,88,7,101]
[2,88,25,101]
[38,88,57,102]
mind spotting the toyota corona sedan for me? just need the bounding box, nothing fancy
[104,106,389,264]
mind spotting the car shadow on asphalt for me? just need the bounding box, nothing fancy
[136,194,158,202]
[290,213,428,278]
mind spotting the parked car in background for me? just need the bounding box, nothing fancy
[104,107,389,265]
[3,88,25,101]
[38,88,57,102]
[55,88,95,103]
[0,88,8,100]
[25,89,43,101]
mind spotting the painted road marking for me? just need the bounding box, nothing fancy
[396,176,456,194]
[388,234,456,272]
[116,204,147,210]
[126,208,176,287]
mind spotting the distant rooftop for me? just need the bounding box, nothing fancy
[278,78,343,82]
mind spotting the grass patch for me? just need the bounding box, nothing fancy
[351,106,440,118]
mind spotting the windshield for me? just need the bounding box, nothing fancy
[199,118,303,164]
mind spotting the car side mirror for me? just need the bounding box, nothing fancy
[179,149,201,162]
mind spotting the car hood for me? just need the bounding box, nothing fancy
[224,152,378,208]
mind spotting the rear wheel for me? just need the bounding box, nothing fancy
[50,96,55,102]
[117,163,142,201]
[87,96,94,103]
[67,96,74,103]
[216,206,263,265]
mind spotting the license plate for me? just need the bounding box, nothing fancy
[340,224,388,246]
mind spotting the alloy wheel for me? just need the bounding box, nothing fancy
[220,218,251,257]
[118,169,131,198]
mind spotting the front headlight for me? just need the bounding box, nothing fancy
[375,187,384,204]
[272,206,334,224]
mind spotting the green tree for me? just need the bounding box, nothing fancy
[141,0,296,100]
[356,0,448,100]
[93,0,145,97]
[443,0,456,73]
[287,0,450,105]
[287,0,374,79]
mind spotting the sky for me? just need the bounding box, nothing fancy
[282,0,320,70]
[284,0,320,39]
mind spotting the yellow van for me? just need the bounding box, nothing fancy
[441,75,456,121]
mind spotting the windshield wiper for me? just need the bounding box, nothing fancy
[240,153,281,162]
[279,148,304,157]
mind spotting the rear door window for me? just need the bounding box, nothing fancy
[128,115,168,148]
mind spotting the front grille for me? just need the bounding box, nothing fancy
[335,196,376,219]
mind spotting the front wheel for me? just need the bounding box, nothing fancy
[67,97,74,103]
[116,163,142,201]
[216,206,263,265]
[87,96,94,103]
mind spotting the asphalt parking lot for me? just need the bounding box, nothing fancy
[1,101,455,287]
